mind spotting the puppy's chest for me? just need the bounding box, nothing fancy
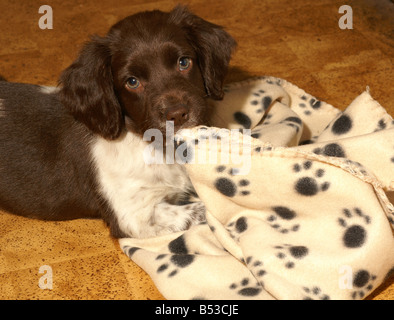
[91,133,191,199]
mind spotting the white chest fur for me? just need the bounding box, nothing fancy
[91,131,194,237]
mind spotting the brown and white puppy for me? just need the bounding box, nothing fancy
[0,6,236,238]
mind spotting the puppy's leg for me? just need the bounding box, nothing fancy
[152,201,206,236]
[115,196,206,238]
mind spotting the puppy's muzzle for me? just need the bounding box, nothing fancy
[165,105,189,127]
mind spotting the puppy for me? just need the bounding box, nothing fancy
[0,6,236,238]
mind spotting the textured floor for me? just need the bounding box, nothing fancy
[0,0,393,299]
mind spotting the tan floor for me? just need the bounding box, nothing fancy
[0,0,393,299]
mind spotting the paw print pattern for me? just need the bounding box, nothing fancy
[374,118,387,132]
[293,161,330,196]
[245,256,267,278]
[261,113,273,126]
[250,90,273,114]
[351,269,376,299]
[156,235,196,277]
[390,146,394,164]
[229,277,263,297]
[226,216,248,242]
[302,286,330,300]
[123,246,140,259]
[214,165,251,197]
[331,114,353,135]
[281,116,302,133]
[233,111,252,129]
[274,244,309,269]
[251,129,261,139]
[156,254,195,277]
[338,208,371,248]
[267,206,300,233]
[313,143,346,158]
[298,95,322,116]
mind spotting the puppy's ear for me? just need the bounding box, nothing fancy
[59,35,123,140]
[170,6,237,100]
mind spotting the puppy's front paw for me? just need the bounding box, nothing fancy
[154,201,206,236]
[186,201,206,226]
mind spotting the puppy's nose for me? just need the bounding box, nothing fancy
[165,105,189,127]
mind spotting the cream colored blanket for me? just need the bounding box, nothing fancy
[120,76,394,300]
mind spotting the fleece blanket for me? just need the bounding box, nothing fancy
[119,76,394,300]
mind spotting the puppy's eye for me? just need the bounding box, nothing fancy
[125,77,140,90]
[178,57,192,71]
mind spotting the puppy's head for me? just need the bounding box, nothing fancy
[59,6,236,139]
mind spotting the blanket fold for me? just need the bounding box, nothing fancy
[120,76,394,300]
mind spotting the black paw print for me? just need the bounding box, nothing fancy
[156,253,195,278]
[226,216,248,242]
[267,206,300,233]
[338,208,371,248]
[251,128,262,139]
[331,114,353,135]
[302,286,330,300]
[123,246,140,258]
[214,165,251,197]
[390,146,394,164]
[229,277,263,297]
[266,78,282,86]
[245,256,267,278]
[260,114,273,127]
[281,116,302,133]
[293,161,330,196]
[155,235,196,277]
[374,118,387,132]
[351,269,376,299]
[313,143,346,158]
[249,90,272,113]
[298,95,322,116]
[274,244,309,269]
[233,111,252,129]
